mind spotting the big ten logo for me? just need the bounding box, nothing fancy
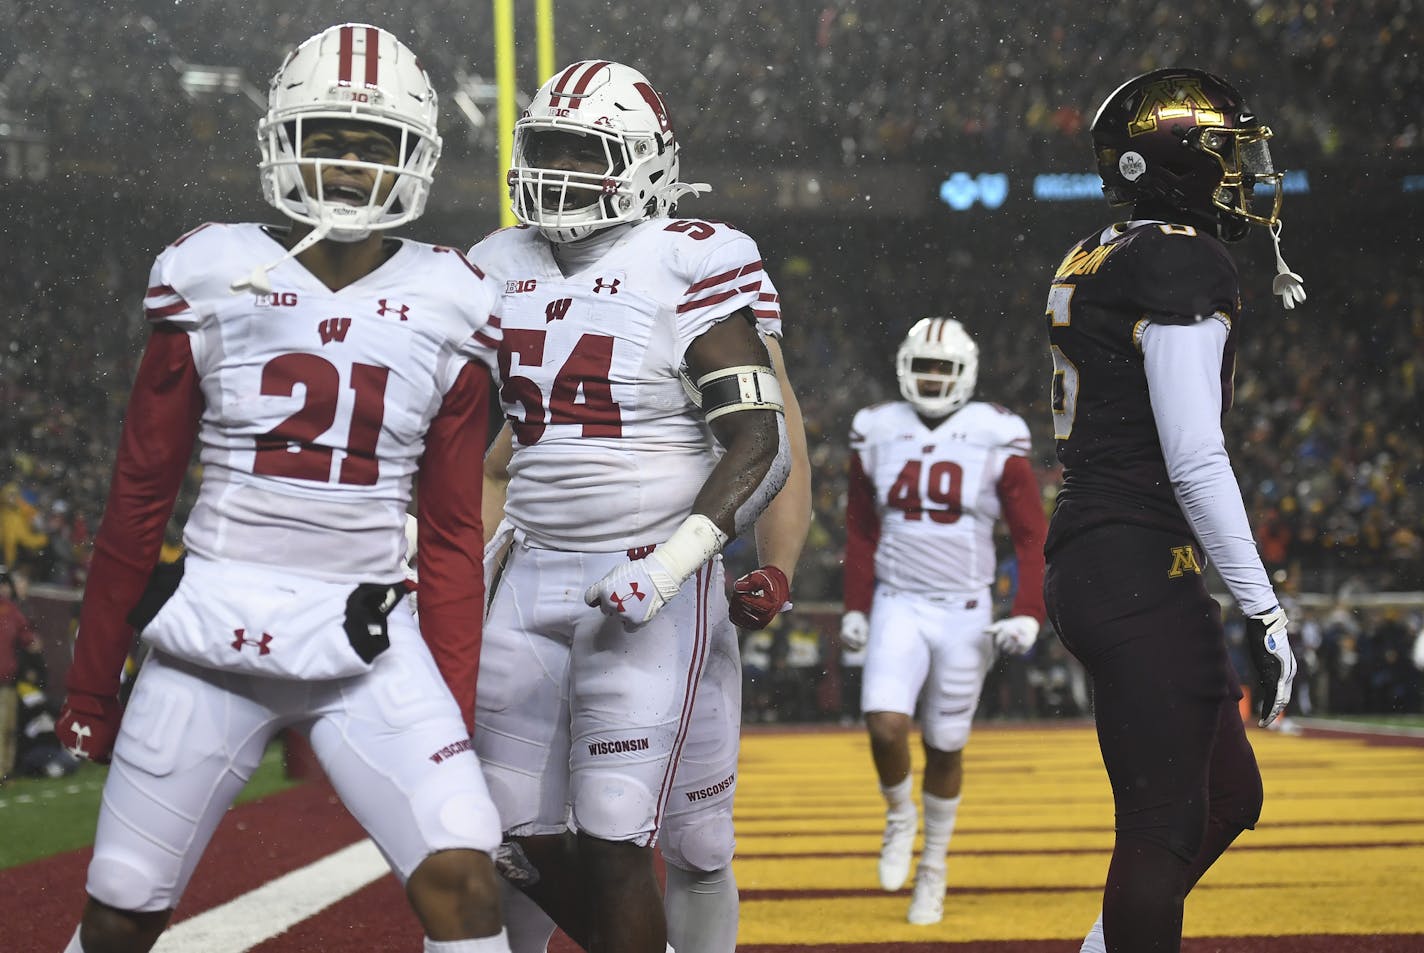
[257,292,300,308]
[551,107,572,118]
[506,278,539,294]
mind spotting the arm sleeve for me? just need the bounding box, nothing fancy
[68,326,203,698]
[416,361,492,732]
[1142,319,1276,615]
[843,449,880,614]
[995,454,1047,623]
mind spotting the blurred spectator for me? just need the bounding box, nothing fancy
[1,565,41,780]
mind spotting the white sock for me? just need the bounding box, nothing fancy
[1080,911,1105,953]
[62,927,85,953]
[664,863,738,953]
[424,929,511,953]
[498,880,555,953]
[918,792,961,872]
[880,775,914,815]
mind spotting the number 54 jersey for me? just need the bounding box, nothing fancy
[848,400,1031,595]
[144,222,500,581]
[470,219,781,551]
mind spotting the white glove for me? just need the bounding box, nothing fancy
[584,550,684,626]
[1246,606,1296,727]
[986,615,1040,655]
[840,611,869,652]
[584,515,727,627]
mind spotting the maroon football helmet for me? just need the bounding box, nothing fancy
[1090,68,1283,242]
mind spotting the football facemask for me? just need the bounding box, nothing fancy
[258,23,441,242]
[896,317,979,419]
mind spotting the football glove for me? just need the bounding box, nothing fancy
[729,565,792,630]
[840,610,869,652]
[56,690,122,764]
[585,515,727,628]
[1246,606,1296,728]
[986,615,1040,655]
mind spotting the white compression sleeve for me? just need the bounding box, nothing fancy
[1141,318,1276,615]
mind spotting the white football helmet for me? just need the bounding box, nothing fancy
[896,317,979,418]
[258,23,441,242]
[509,60,704,243]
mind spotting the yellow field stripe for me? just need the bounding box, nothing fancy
[732,725,1424,944]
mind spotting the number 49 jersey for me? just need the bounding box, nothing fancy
[848,400,1031,595]
[145,222,500,580]
[470,219,781,551]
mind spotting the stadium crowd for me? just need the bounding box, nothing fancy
[3,1,1421,729]
[3,1,1419,165]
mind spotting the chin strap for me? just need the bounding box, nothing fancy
[667,181,712,204]
[1268,221,1307,310]
[230,221,334,295]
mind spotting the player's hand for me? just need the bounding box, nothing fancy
[986,615,1040,655]
[840,610,869,652]
[729,565,791,629]
[56,691,122,764]
[585,551,683,627]
[1246,606,1295,728]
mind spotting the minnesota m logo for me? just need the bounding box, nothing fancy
[318,317,352,344]
[1168,545,1204,578]
[1129,78,1225,136]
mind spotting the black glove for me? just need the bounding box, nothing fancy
[1245,606,1295,728]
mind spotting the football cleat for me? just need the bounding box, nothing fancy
[907,864,947,925]
[878,806,918,891]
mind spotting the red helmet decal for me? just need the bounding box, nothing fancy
[633,81,673,134]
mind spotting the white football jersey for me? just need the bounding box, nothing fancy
[850,400,1031,594]
[143,223,500,580]
[469,219,781,550]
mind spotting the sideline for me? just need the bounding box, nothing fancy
[152,840,386,953]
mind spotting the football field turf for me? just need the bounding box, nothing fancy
[3,722,1421,951]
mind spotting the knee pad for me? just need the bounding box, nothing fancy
[660,806,735,873]
[571,772,656,843]
[87,852,174,913]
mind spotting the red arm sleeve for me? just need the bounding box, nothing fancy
[996,454,1048,624]
[68,326,202,698]
[842,450,880,614]
[416,361,491,733]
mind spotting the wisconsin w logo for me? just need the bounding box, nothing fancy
[546,298,572,322]
[318,317,352,344]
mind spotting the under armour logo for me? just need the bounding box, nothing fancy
[593,277,621,295]
[609,583,646,613]
[546,298,573,322]
[377,299,411,321]
[66,721,92,757]
[318,317,352,344]
[232,628,274,655]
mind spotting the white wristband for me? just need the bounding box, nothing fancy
[653,514,729,587]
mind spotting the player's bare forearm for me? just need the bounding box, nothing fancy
[697,409,785,539]
[754,336,811,584]
[685,309,790,540]
[482,420,514,544]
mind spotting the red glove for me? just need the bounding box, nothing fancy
[729,565,791,630]
[56,691,123,764]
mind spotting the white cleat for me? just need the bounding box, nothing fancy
[878,807,918,890]
[907,864,946,925]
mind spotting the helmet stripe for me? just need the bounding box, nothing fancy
[364,26,380,87]
[547,61,584,107]
[337,25,354,85]
[568,60,611,98]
